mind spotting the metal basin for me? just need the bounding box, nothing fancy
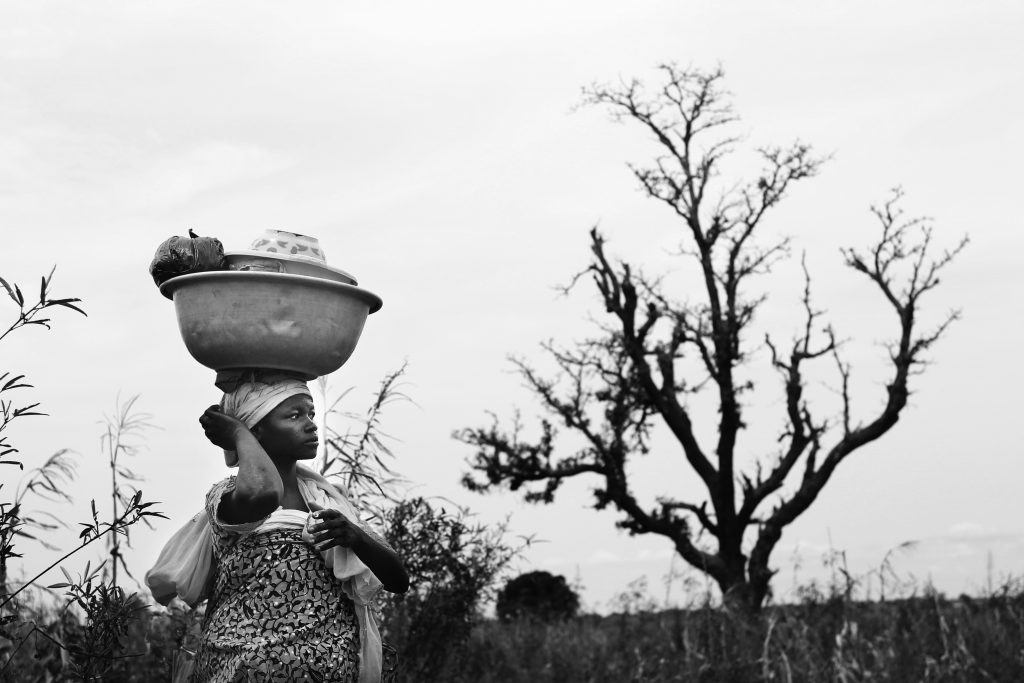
[160,271,383,379]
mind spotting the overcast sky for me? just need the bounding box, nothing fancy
[2,1,1021,611]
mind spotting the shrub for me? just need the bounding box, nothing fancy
[380,497,522,681]
[496,570,580,622]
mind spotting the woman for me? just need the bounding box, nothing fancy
[147,372,408,683]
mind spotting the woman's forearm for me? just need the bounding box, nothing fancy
[354,532,409,593]
[231,430,283,513]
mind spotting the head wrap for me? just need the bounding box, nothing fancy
[216,370,312,467]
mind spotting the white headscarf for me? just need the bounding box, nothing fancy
[216,370,312,467]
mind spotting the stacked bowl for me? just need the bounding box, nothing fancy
[159,231,382,380]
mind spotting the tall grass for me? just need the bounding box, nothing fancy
[447,587,1024,683]
[443,552,1024,682]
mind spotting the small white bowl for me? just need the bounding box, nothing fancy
[249,230,327,263]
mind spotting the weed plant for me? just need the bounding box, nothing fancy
[0,270,164,681]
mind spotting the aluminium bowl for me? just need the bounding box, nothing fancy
[160,271,382,379]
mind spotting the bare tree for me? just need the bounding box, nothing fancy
[457,65,967,611]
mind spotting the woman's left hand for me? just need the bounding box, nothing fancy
[306,506,365,552]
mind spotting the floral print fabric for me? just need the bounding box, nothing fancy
[190,477,361,682]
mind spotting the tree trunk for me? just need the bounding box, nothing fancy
[715,542,763,613]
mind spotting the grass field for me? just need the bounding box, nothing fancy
[5,579,1024,681]
[447,590,1024,682]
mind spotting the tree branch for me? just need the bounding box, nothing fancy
[588,229,719,489]
[748,190,967,585]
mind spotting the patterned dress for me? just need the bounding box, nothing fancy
[190,477,362,683]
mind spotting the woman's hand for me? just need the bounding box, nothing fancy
[306,501,410,593]
[306,505,366,553]
[198,405,249,450]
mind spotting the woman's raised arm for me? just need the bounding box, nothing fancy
[199,405,283,523]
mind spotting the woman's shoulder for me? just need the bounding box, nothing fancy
[203,475,241,524]
[201,475,232,508]
[206,475,236,490]
[296,466,353,500]
[204,475,260,535]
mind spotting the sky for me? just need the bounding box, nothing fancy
[1,1,1022,613]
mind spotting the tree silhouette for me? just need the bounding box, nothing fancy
[458,65,967,611]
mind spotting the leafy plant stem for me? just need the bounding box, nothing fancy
[0,505,139,610]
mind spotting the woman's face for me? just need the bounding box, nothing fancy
[252,393,318,460]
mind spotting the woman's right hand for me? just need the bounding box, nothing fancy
[198,405,249,449]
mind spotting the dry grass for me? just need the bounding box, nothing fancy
[7,575,1023,681]
[439,588,1024,683]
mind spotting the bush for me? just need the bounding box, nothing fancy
[496,571,580,622]
[380,497,521,681]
